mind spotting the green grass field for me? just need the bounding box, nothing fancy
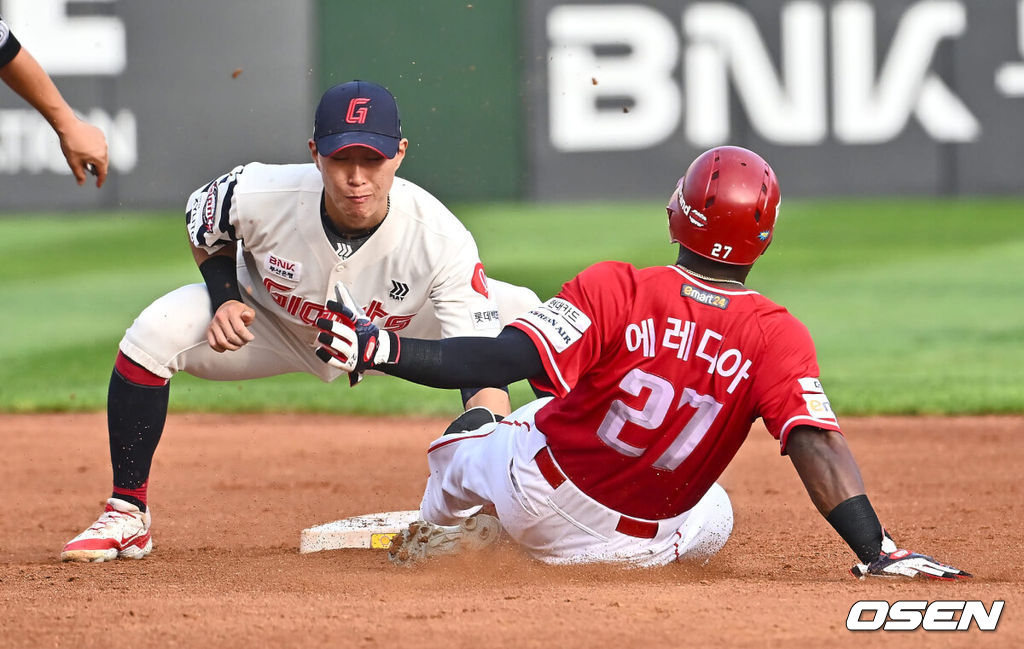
[1,199,1022,416]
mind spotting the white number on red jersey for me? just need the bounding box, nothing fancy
[596,368,723,471]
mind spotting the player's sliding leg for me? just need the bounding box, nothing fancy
[441,406,500,436]
[646,483,733,567]
[393,399,735,567]
[387,514,503,566]
[387,407,510,565]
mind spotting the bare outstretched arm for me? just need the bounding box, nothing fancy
[0,47,109,186]
[787,426,868,516]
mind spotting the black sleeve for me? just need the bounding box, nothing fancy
[198,254,242,312]
[0,18,23,68]
[382,327,544,389]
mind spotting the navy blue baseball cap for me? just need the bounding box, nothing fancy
[313,80,402,158]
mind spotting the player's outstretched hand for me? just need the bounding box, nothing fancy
[315,299,399,374]
[207,300,256,352]
[851,531,971,580]
[57,118,109,187]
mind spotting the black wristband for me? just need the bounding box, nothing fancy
[825,494,883,564]
[198,254,242,311]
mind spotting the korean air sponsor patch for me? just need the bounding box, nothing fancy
[264,253,302,282]
[519,297,592,352]
[0,20,10,47]
[799,377,837,422]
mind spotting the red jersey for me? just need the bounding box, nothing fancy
[508,262,841,520]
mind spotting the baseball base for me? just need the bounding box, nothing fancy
[299,510,420,553]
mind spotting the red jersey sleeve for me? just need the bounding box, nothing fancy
[754,311,842,453]
[508,262,633,397]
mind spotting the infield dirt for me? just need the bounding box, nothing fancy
[1,413,1019,648]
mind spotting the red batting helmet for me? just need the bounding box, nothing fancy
[667,146,781,266]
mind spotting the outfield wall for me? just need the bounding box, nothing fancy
[0,0,1022,210]
[0,0,314,210]
[525,0,1024,199]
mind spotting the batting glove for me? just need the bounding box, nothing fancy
[850,531,971,580]
[315,288,399,380]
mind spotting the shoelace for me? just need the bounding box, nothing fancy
[89,508,136,531]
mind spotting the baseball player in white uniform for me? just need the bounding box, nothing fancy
[60,80,539,562]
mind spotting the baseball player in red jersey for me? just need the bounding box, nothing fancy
[317,146,970,577]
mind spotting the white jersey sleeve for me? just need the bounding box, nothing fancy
[0,16,22,66]
[185,165,246,253]
[428,232,501,338]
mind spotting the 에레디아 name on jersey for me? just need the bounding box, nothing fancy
[625,316,752,394]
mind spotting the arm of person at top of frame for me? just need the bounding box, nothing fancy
[0,41,108,186]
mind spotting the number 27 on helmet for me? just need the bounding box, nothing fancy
[666,146,782,266]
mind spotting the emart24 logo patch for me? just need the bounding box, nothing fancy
[847,600,1004,631]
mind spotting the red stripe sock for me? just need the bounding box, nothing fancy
[112,480,149,509]
[114,351,167,387]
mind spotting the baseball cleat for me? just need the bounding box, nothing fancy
[387,514,502,566]
[60,498,153,563]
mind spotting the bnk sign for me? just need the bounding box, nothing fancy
[544,1,1024,151]
[847,600,1005,631]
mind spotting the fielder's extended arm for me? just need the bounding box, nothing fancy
[315,297,543,387]
[385,329,543,388]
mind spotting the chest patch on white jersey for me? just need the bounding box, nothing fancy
[264,253,302,282]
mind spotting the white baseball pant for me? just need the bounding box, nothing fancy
[420,398,734,567]
[118,279,538,382]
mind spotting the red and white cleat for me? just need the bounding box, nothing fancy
[61,498,153,563]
